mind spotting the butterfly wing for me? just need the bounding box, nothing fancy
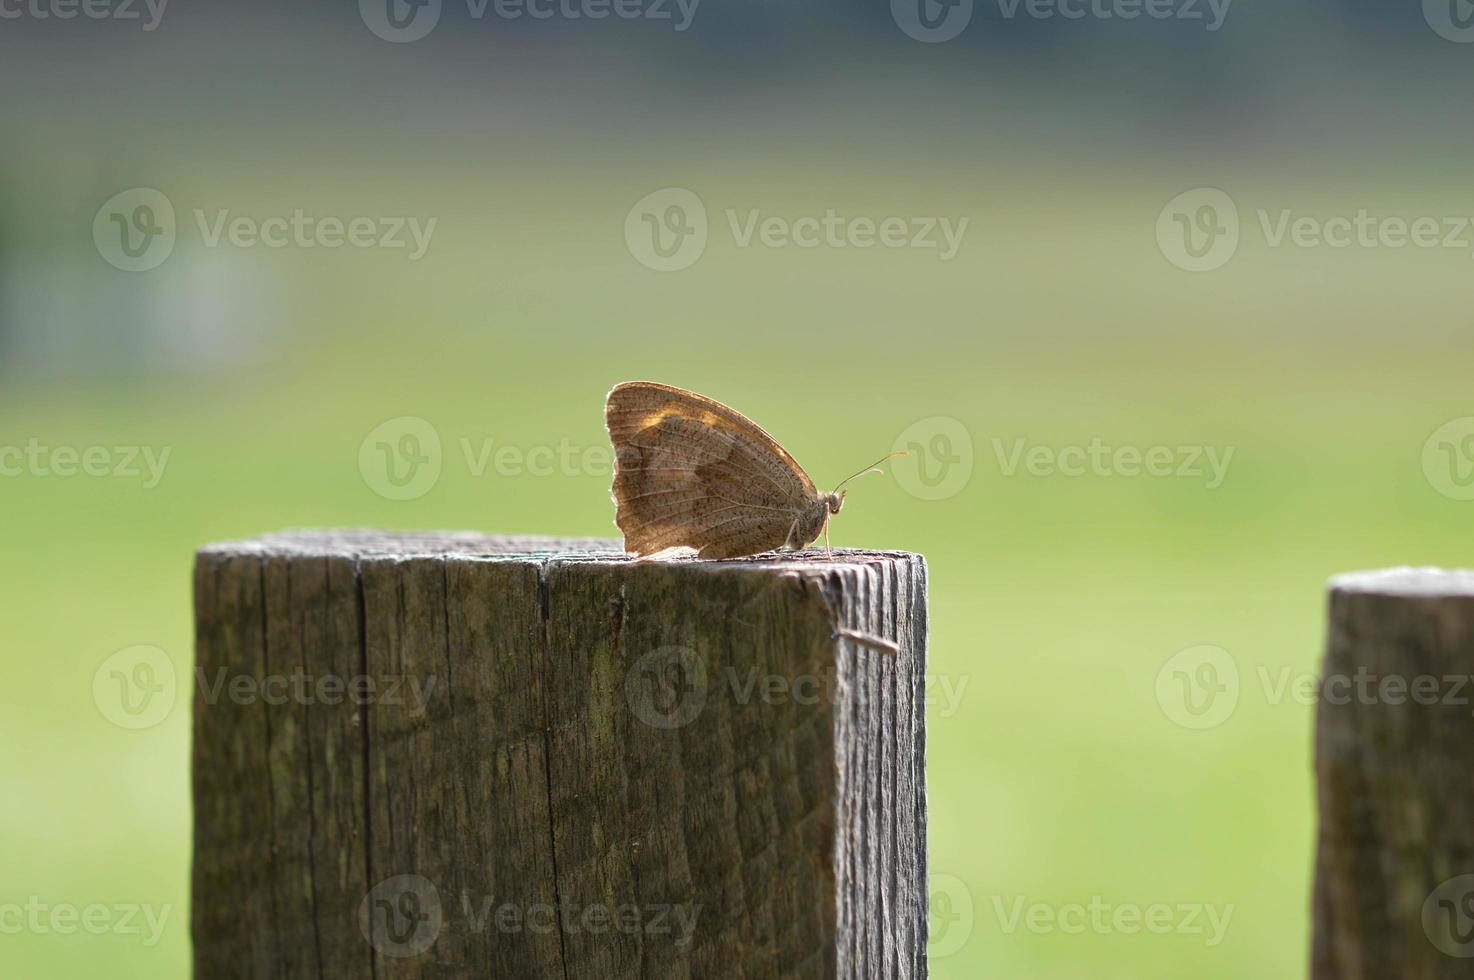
[605,381,819,559]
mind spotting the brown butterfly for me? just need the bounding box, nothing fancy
[605,381,902,560]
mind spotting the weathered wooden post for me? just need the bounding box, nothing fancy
[192,530,928,979]
[1312,568,1474,978]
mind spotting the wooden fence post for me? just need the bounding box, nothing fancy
[1312,568,1474,978]
[192,530,929,979]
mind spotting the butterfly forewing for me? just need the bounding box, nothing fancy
[605,382,819,559]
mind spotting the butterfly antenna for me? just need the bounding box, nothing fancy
[831,450,909,494]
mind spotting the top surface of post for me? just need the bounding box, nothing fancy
[1327,566,1474,598]
[198,528,922,569]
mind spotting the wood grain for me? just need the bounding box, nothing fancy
[193,530,928,979]
[1312,568,1474,978]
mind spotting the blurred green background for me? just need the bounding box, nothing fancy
[4,1,1473,977]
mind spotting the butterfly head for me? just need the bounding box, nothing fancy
[825,491,845,515]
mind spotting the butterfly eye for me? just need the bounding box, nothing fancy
[827,492,845,515]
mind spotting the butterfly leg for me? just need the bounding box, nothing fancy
[782,517,805,554]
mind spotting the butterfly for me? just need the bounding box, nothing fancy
[604,381,902,560]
